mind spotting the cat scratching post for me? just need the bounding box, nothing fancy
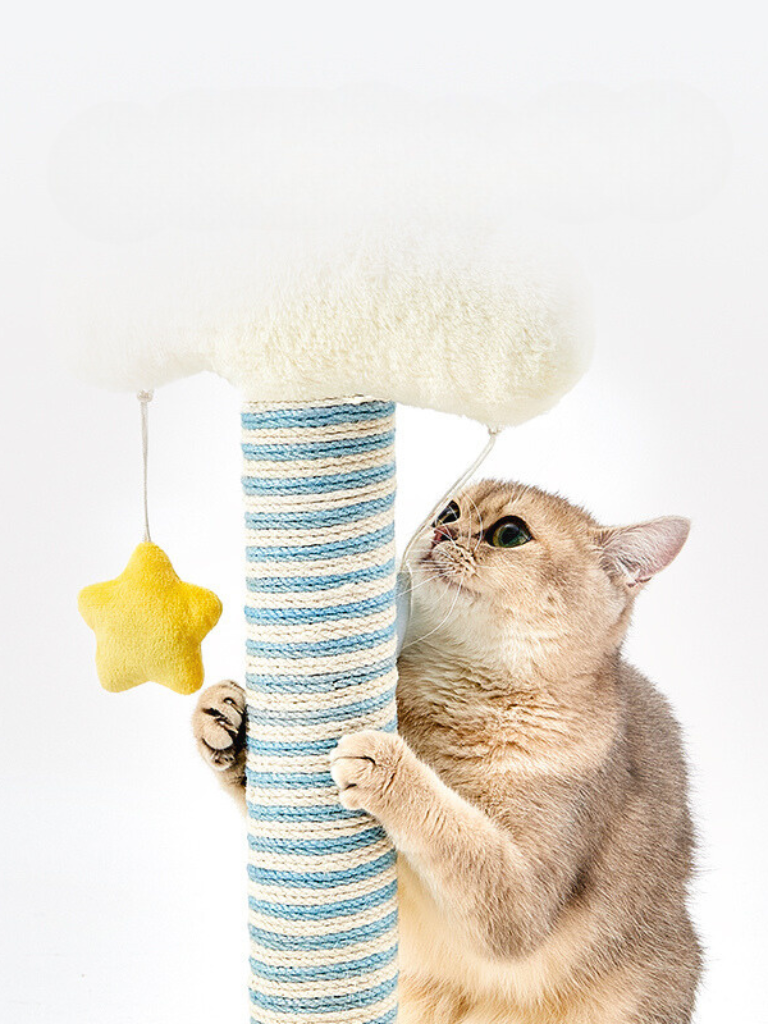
[58,224,592,1022]
[242,398,399,1022]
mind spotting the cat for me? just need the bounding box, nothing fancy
[193,479,702,1024]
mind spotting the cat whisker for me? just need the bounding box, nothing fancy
[403,564,466,597]
[401,566,468,650]
[463,489,485,557]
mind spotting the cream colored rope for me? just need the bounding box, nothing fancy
[242,397,399,1024]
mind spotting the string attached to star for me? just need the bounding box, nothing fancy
[78,390,222,695]
[137,390,154,543]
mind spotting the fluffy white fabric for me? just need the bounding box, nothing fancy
[57,226,592,428]
[49,87,610,426]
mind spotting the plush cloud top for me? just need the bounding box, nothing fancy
[50,84,724,423]
[56,226,592,427]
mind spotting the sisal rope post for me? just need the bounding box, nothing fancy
[242,397,400,1024]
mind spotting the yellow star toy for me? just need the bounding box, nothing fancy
[78,542,223,695]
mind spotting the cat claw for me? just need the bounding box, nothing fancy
[193,680,246,773]
[330,730,405,812]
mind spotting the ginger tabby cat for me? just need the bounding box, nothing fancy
[194,480,701,1024]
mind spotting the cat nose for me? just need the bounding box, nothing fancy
[432,525,456,547]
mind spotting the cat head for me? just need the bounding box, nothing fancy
[405,479,689,676]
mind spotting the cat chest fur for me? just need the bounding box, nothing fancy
[396,856,636,1024]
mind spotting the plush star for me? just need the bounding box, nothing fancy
[78,542,222,695]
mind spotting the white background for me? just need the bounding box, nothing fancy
[1,3,766,1022]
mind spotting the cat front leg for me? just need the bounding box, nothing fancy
[331,729,572,962]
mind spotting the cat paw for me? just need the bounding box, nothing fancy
[330,730,406,814]
[192,680,246,777]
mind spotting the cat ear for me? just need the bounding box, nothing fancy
[597,517,690,589]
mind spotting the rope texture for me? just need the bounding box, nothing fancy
[243,398,399,1024]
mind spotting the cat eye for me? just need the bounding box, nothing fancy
[487,516,532,548]
[434,500,461,527]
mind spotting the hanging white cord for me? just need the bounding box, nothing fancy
[394,425,503,655]
[137,391,154,543]
[400,425,502,573]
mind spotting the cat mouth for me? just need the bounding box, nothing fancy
[420,551,474,594]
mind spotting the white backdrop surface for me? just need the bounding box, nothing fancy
[1,3,766,1023]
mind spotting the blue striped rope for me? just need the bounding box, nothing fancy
[247,736,345,757]
[249,910,399,952]
[246,523,394,562]
[245,716,397,758]
[242,401,393,431]
[243,430,395,462]
[246,802,367,823]
[244,693,396,727]
[242,461,395,496]
[246,558,395,593]
[246,770,336,789]
[245,589,396,625]
[249,945,397,983]
[251,1009,397,1024]
[246,657,395,693]
[247,826,386,857]
[249,974,398,1014]
[247,850,397,889]
[244,398,398,1023]
[246,724,402,760]
[246,625,396,661]
[245,492,395,530]
[248,880,397,920]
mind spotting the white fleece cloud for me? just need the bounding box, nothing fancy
[48,83,725,425]
[56,226,593,428]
